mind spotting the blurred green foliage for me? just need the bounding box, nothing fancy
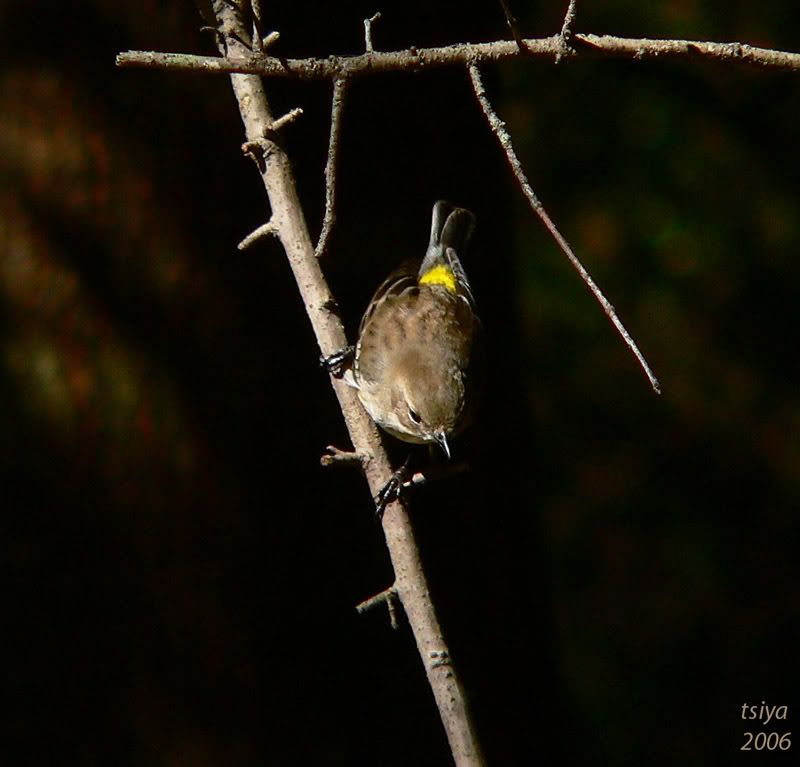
[507,3,800,763]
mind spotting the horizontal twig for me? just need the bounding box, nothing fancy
[117,33,800,78]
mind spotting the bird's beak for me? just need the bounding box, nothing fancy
[433,430,451,460]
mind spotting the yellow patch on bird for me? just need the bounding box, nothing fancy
[419,264,457,293]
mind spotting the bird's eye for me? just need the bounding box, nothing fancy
[408,407,422,424]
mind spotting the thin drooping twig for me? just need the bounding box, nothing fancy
[315,76,348,259]
[206,3,485,765]
[468,64,661,394]
[363,11,381,53]
[117,33,800,76]
[497,0,524,50]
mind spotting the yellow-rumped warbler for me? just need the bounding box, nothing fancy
[333,200,481,463]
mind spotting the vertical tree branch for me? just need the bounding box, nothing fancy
[211,2,485,764]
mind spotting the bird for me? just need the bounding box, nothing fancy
[322,201,481,511]
[350,200,482,465]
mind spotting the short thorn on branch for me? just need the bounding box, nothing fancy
[238,220,277,250]
[467,62,661,395]
[240,110,303,169]
[356,584,400,630]
[260,30,280,50]
[270,107,304,132]
[241,137,273,172]
[320,444,368,468]
[363,12,381,53]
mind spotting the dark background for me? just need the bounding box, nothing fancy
[1,0,798,764]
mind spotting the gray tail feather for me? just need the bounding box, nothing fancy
[440,206,476,253]
[420,201,477,306]
[429,200,475,251]
[428,200,453,250]
[424,200,476,270]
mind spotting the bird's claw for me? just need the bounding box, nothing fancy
[320,346,354,378]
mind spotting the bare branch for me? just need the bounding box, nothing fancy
[468,64,661,394]
[363,11,382,53]
[560,0,578,40]
[117,34,800,77]
[315,76,348,259]
[207,4,486,765]
[556,0,578,62]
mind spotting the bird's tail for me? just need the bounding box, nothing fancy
[426,200,475,257]
[419,200,476,301]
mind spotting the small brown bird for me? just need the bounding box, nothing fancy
[351,200,481,460]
